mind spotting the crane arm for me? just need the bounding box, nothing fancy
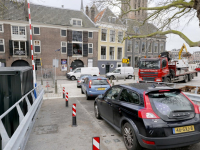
[178,43,188,60]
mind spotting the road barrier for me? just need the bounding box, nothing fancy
[72,104,77,127]
[0,85,44,150]
[93,137,100,150]
[63,87,65,98]
[66,92,68,107]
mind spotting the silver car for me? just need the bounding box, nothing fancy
[77,74,92,88]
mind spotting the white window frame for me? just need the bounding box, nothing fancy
[72,31,83,43]
[101,64,105,68]
[110,30,115,43]
[135,40,140,53]
[88,43,93,54]
[118,31,123,43]
[61,41,67,54]
[147,41,152,53]
[71,18,82,26]
[111,17,116,23]
[160,42,164,52]
[100,46,107,60]
[117,47,123,60]
[101,29,107,42]
[13,41,27,56]
[109,46,115,60]
[60,29,67,37]
[33,27,40,35]
[0,24,4,33]
[34,40,41,53]
[0,39,5,53]
[11,26,26,35]
[88,32,93,39]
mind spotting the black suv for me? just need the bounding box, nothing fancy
[94,83,200,150]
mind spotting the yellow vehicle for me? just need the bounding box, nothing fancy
[179,43,188,60]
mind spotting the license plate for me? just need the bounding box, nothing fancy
[98,88,105,90]
[173,125,195,134]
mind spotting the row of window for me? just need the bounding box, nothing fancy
[127,40,165,53]
[100,46,123,60]
[101,29,123,43]
[0,24,94,39]
[0,39,94,55]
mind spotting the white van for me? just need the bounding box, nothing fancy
[106,67,134,79]
[66,67,100,80]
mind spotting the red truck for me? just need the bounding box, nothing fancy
[138,53,198,83]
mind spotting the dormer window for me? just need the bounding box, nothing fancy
[72,19,82,26]
[108,16,116,23]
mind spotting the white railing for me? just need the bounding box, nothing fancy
[0,85,44,150]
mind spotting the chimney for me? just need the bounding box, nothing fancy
[24,0,28,21]
[91,6,95,22]
[86,5,89,16]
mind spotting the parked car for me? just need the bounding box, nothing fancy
[81,76,111,100]
[94,83,200,150]
[67,67,100,80]
[106,67,134,80]
[77,74,92,88]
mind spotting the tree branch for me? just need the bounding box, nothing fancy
[123,30,200,47]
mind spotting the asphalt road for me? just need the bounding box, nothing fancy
[37,74,200,150]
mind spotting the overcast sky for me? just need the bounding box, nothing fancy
[31,0,200,53]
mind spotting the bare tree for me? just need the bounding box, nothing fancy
[93,0,200,47]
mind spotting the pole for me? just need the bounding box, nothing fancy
[27,1,37,97]
[55,57,56,87]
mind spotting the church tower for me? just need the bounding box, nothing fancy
[121,0,148,21]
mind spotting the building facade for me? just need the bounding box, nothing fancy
[124,19,166,68]
[193,51,200,63]
[0,2,98,76]
[93,8,126,74]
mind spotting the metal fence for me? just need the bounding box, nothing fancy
[36,67,55,80]
[0,85,44,150]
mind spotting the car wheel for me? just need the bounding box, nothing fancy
[184,75,188,83]
[94,103,101,119]
[110,75,115,80]
[86,92,90,100]
[71,76,76,81]
[81,88,84,94]
[128,75,132,79]
[188,74,192,81]
[122,122,142,150]
[191,73,194,79]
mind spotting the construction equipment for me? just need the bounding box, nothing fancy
[178,43,187,60]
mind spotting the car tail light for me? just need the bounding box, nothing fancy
[138,92,160,119]
[155,78,162,82]
[139,77,143,81]
[89,80,92,88]
[107,79,111,87]
[142,139,155,145]
[77,81,80,83]
[99,72,100,75]
[182,92,200,114]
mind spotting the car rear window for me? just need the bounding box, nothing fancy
[148,91,194,116]
[92,79,109,85]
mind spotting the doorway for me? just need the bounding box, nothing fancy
[11,60,29,67]
[106,65,110,74]
[70,60,84,70]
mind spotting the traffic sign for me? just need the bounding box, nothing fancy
[122,58,129,64]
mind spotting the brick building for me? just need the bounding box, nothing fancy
[169,49,194,63]
[0,1,98,76]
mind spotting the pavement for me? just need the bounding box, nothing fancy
[26,74,200,150]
